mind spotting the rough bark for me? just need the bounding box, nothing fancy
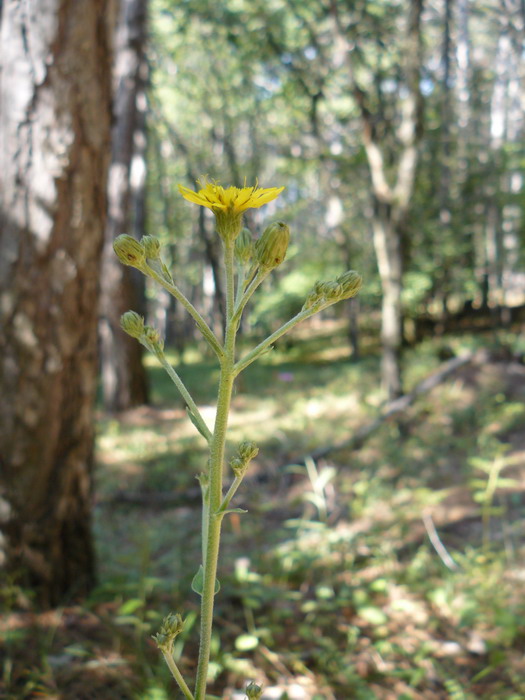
[99,0,149,412]
[0,0,116,606]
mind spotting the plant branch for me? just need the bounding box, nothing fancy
[217,475,244,513]
[158,648,195,700]
[232,267,269,325]
[154,350,212,443]
[234,306,315,375]
[144,263,224,360]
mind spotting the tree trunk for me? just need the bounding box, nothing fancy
[0,0,115,606]
[99,0,149,412]
[330,0,424,399]
[372,202,404,398]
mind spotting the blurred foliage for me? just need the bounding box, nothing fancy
[3,327,525,698]
[146,0,524,342]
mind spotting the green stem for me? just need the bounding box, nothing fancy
[194,242,237,700]
[155,351,212,443]
[232,268,269,325]
[198,475,210,566]
[225,242,235,321]
[144,264,224,360]
[159,648,195,700]
[235,263,246,308]
[234,306,315,375]
[217,475,244,513]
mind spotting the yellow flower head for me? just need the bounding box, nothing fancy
[178,179,285,242]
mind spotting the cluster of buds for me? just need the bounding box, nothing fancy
[120,311,164,354]
[245,682,263,699]
[152,612,185,653]
[302,270,362,311]
[230,440,259,478]
[113,234,173,284]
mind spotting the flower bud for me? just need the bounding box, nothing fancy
[143,325,163,351]
[302,280,325,311]
[319,281,343,300]
[255,221,290,270]
[141,235,161,259]
[153,613,184,651]
[302,293,319,311]
[238,441,259,463]
[246,682,263,699]
[230,457,246,478]
[235,228,254,265]
[120,311,145,339]
[113,234,146,268]
[337,270,362,299]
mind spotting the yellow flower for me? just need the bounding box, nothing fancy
[178,179,285,242]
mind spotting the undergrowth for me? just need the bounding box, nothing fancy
[1,327,524,699]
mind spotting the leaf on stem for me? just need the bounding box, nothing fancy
[191,565,221,596]
[217,507,248,516]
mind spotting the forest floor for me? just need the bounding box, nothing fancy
[2,323,525,700]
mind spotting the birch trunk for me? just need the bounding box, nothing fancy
[0,0,115,606]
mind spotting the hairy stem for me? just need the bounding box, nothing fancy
[159,648,195,700]
[232,268,269,325]
[194,242,237,700]
[217,475,244,513]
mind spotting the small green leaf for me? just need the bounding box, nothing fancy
[191,565,220,596]
[217,507,248,516]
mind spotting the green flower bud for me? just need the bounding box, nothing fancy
[230,457,246,477]
[337,270,363,299]
[235,228,254,265]
[162,612,185,637]
[302,293,319,311]
[238,441,259,463]
[143,325,164,351]
[246,681,263,699]
[302,280,325,311]
[113,234,146,268]
[255,221,290,270]
[153,613,184,651]
[141,235,161,259]
[319,281,343,300]
[120,311,145,339]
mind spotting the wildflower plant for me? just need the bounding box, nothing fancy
[114,178,362,699]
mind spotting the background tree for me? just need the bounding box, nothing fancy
[0,0,116,606]
[99,0,150,412]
